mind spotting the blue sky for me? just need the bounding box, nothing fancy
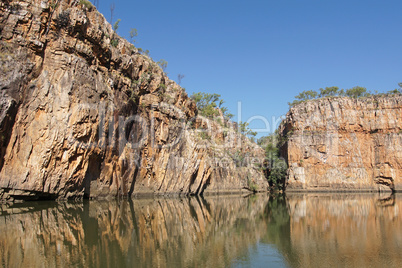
[95,0,402,137]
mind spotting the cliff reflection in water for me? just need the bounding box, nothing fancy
[285,193,402,268]
[0,195,273,268]
[0,194,402,268]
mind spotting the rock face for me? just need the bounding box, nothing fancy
[0,0,268,200]
[280,96,402,192]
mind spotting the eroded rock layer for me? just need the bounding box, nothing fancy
[281,96,402,192]
[0,0,268,200]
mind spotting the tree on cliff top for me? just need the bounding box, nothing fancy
[345,86,369,98]
[288,83,402,107]
[387,82,402,94]
[318,86,341,97]
[191,92,234,119]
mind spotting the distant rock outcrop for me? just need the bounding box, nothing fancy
[0,0,268,201]
[280,96,402,192]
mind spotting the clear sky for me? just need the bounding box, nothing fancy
[95,0,402,137]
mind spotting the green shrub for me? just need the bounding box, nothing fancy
[288,83,402,107]
[79,0,93,9]
[258,132,287,190]
[111,39,119,47]
[113,19,121,32]
[191,92,233,119]
[230,150,247,167]
[345,86,369,98]
[129,28,138,43]
[238,121,257,138]
[198,132,211,140]
[247,178,258,192]
[157,59,168,72]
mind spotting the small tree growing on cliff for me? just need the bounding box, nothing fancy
[387,82,402,94]
[110,19,121,47]
[191,92,233,120]
[113,19,121,32]
[157,59,168,72]
[238,121,257,138]
[129,28,138,43]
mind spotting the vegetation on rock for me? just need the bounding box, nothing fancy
[288,83,402,107]
[79,0,93,10]
[191,92,234,119]
[257,132,287,190]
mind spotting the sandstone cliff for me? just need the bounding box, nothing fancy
[0,0,268,201]
[280,96,402,192]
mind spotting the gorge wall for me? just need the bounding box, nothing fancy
[281,96,402,192]
[0,0,268,201]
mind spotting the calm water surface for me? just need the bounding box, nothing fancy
[0,193,401,267]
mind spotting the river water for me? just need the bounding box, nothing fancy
[0,193,401,268]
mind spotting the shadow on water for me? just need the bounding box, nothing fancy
[0,193,401,267]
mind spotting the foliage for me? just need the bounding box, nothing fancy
[157,59,168,72]
[113,19,121,32]
[145,50,150,56]
[108,18,121,48]
[318,86,341,97]
[238,121,257,138]
[247,178,258,192]
[288,83,402,107]
[296,90,318,101]
[79,0,93,9]
[345,86,369,98]
[191,92,233,119]
[387,83,402,94]
[231,150,246,167]
[129,28,138,43]
[110,39,119,47]
[198,131,211,140]
[268,158,287,189]
[258,133,287,190]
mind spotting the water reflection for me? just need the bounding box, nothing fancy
[0,193,401,268]
[0,195,271,268]
[284,193,402,268]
